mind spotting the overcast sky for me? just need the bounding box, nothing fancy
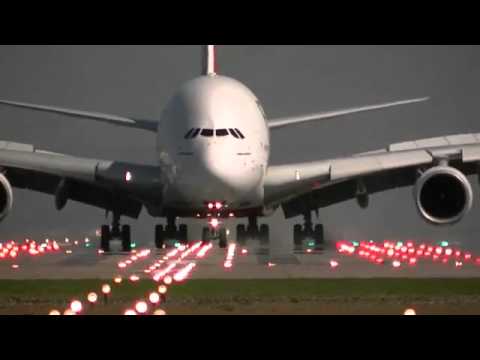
[0,45,479,249]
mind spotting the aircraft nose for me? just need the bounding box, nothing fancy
[202,148,261,197]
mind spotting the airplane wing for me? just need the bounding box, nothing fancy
[0,141,166,219]
[264,133,480,218]
[268,97,430,130]
[0,99,158,132]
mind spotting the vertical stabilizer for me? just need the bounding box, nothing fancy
[202,45,217,76]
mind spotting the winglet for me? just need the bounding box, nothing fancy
[202,45,217,76]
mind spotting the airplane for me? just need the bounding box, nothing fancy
[0,44,477,253]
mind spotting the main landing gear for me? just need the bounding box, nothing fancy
[155,216,188,249]
[293,212,324,250]
[100,213,131,253]
[236,216,270,245]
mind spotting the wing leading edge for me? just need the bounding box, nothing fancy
[268,97,430,130]
[264,133,480,217]
[0,99,158,132]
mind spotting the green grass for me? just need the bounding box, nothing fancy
[2,279,480,304]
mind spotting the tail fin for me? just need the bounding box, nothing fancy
[202,45,217,76]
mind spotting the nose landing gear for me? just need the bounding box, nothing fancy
[202,226,227,248]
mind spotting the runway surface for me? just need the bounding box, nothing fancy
[1,238,480,280]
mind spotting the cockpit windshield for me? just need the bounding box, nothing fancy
[184,128,246,139]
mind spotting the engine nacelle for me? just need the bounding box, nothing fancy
[414,166,472,225]
[0,173,13,222]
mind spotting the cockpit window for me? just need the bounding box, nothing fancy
[191,128,201,138]
[235,128,245,139]
[228,129,239,138]
[216,129,229,137]
[201,129,214,137]
[184,128,194,139]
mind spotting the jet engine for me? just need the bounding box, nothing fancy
[414,166,472,225]
[0,173,13,222]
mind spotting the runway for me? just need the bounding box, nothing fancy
[1,237,480,280]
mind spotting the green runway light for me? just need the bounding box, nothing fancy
[307,241,315,247]
[131,242,137,249]
[397,241,403,247]
[440,241,449,247]
[352,241,359,247]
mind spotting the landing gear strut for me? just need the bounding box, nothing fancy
[293,211,324,250]
[100,212,131,253]
[155,216,188,249]
[236,216,269,245]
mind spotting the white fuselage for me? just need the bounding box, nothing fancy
[157,75,270,211]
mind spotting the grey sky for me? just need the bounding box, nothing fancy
[0,45,479,249]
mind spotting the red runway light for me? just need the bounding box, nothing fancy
[409,258,417,266]
[330,260,339,269]
[163,276,173,285]
[392,260,401,268]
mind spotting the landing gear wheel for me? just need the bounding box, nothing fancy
[155,225,165,249]
[101,225,111,252]
[314,224,324,248]
[294,224,303,246]
[219,228,228,249]
[121,225,131,252]
[179,224,188,245]
[237,224,246,245]
[259,224,270,245]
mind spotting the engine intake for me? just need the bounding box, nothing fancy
[0,173,13,221]
[414,166,472,225]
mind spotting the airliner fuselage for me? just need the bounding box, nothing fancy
[158,75,269,212]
